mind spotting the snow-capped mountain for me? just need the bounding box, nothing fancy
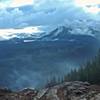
[0,20,100,42]
[40,19,100,41]
[39,25,96,41]
[0,20,100,90]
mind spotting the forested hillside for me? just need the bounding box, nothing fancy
[65,49,100,84]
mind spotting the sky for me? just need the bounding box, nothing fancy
[0,0,100,36]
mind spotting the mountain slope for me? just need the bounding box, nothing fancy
[0,81,100,100]
[0,24,100,89]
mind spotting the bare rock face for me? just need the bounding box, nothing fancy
[0,81,100,100]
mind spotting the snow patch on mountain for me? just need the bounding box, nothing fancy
[23,40,35,43]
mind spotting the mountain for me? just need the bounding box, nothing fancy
[0,23,100,89]
[39,26,97,41]
[0,21,100,42]
[1,25,99,44]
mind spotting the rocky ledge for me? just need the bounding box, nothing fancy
[0,81,100,100]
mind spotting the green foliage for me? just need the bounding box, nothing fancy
[64,49,100,84]
[45,49,100,87]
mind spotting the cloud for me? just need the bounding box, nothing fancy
[75,0,100,14]
[0,0,100,29]
[10,0,33,7]
[0,0,33,8]
[0,8,24,28]
[75,0,100,6]
[0,26,43,40]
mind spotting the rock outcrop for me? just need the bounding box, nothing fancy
[0,81,100,100]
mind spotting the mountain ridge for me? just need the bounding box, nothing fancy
[0,22,99,42]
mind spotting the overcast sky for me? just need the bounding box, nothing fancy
[0,0,100,34]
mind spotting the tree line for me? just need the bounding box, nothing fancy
[45,49,100,88]
[64,49,100,84]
